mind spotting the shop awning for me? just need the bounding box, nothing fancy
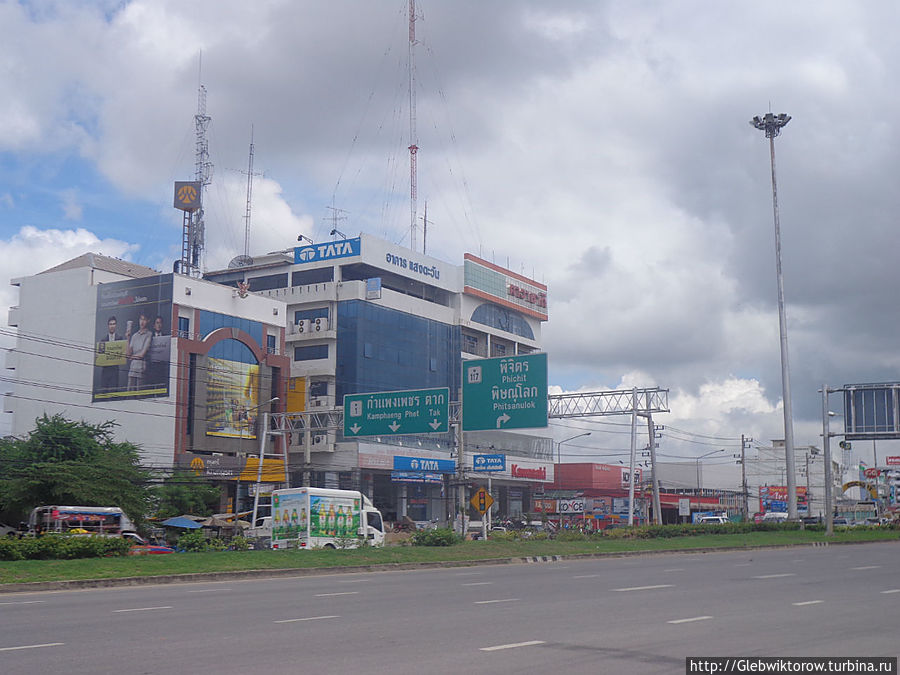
[236,457,287,482]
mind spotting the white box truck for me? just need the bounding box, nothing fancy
[270,487,385,549]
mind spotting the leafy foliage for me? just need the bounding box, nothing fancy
[151,471,221,519]
[0,414,152,526]
[410,527,460,546]
[0,534,131,561]
[175,531,228,552]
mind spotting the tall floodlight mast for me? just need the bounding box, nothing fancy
[408,0,419,253]
[243,126,256,259]
[750,111,798,521]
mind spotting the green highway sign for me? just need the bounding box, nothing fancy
[462,353,548,431]
[344,387,450,437]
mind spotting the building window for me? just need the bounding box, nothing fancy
[463,334,479,355]
[364,343,374,358]
[294,307,329,323]
[266,334,276,355]
[294,345,328,361]
[247,273,288,291]
[292,267,334,286]
[470,303,534,340]
[178,316,190,339]
[492,343,507,356]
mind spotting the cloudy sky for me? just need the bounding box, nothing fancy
[2,0,899,490]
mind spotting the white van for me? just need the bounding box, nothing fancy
[761,511,789,522]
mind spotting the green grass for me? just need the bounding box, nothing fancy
[2,528,897,586]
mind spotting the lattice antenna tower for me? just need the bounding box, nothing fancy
[189,66,213,274]
[243,125,256,259]
[408,0,419,253]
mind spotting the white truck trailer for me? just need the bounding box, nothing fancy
[270,487,385,549]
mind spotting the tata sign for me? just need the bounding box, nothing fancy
[393,456,456,474]
[294,238,361,264]
[472,454,506,472]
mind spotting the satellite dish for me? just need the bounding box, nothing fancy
[228,255,254,268]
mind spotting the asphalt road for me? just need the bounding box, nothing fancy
[2,542,898,674]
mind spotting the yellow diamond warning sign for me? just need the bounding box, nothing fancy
[470,488,494,515]
[174,181,201,211]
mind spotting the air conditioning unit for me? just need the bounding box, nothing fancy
[312,434,327,446]
[313,317,329,332]
[310,396,328,408]
[296,319,311,334]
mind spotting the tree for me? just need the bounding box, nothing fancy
[152,471,221,519]
[0,414,152,526]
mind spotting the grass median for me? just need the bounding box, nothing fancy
[1,528,897,586]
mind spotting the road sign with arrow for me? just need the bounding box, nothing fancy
[343,387,449,437]
[462,353,548,431]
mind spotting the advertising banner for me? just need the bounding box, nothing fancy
[759,486,808,514]
[92,274,172,401]
[206,358,261,439]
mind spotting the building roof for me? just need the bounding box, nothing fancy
[39,253,160,279]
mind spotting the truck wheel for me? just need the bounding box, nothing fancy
[324,543,336,549]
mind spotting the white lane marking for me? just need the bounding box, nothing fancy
[881,589,900,594]
[314,592,358,597]
[456,572,483,576]
[462,582,493,586]
[187,589,231,593]
[475,598,520,605]
[274,615,340,624]
[113,606,172,613]
[664,568,685,572]
[337,579,367,583]
[481,640,545,652]
[0,600,46,605]
[852,565,881,571]
[0,642,65,652]
[792,600,823,606]
[573,574,601,579]
[668,616,713,624]
[734,563,752,567]
[612,584,674,592]
[752,574,796,579]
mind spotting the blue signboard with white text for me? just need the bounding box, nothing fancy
[393,456,456,474]
[294,238,361,264]
[472,454,506,472]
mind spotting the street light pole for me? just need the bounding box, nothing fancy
[557,432,590,530]
[557,432,591,489]
[248,396,280,529]
[750,111,799,521]
[696,449,726,492]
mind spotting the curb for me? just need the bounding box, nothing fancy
[1,539,894,594]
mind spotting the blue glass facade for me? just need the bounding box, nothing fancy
[336,300,460,402]
[198,310,264,347]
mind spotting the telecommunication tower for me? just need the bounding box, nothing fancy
[179,79,213,276]
[408,0,419,253]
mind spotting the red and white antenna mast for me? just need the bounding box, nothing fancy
[408,0,419,253]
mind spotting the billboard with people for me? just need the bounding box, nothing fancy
[92,274,172,401]
[206,357,261,439]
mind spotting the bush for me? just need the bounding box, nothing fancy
[411,527,459,547]
[229,535,250,551]
[176,531,209,552]
[0,534,130,560]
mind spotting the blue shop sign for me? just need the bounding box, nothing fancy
[391,472,443,485]
[294,238,361,264]
[393,456,456,473]
[472,453,506,472]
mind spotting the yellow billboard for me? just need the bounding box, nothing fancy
[206,357,260,439]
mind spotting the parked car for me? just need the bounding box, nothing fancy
[697,516,728,524]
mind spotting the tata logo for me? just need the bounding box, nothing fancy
[417,460,440,471]
[475,456,485,466]
[294,238,361,264]
[297,247,317,262]
[410,459,420,470]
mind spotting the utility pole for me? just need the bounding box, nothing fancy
[738,435,750,521]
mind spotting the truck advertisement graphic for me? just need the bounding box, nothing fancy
[270,488,384,549]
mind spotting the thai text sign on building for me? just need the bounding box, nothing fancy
[462,353,548,431]
[344,387,449,437]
